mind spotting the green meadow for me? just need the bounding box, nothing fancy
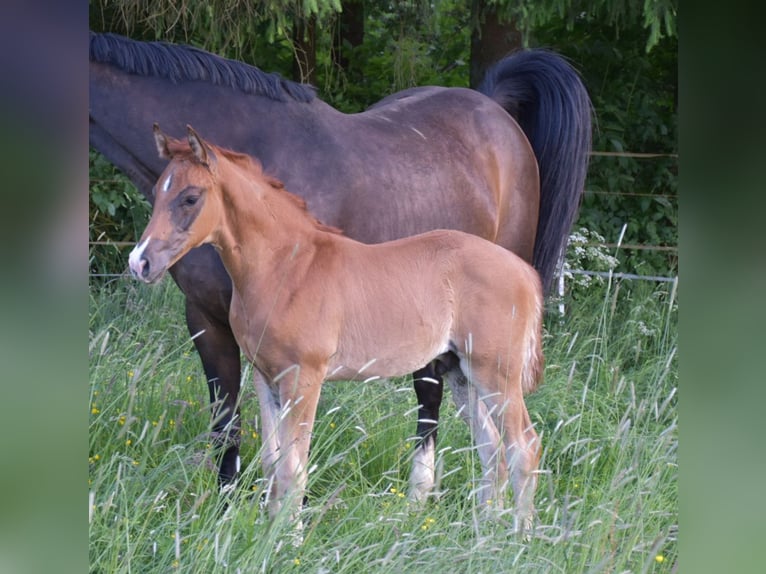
[89,273,677,573]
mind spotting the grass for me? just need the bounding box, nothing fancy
[89,274,677,573]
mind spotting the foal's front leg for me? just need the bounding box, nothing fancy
[253,371,280,511]
[254,366,323,526]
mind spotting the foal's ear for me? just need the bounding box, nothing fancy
[153,123,172,159]
[187,125,214,166]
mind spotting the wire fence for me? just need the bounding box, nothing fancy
[89,149,678,284]
[89,241,678,282]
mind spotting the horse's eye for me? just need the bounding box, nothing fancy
[183,195,199,207]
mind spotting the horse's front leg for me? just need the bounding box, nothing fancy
[170,247,242,487]
[184,300,242,487]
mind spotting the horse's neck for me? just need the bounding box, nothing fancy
[215,170,327,291]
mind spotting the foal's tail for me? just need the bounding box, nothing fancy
[477,50,592,295]
[521,271,545,395]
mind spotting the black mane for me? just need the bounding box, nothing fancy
[89,32,316,103]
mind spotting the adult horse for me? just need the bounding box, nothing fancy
[89,31,591,498]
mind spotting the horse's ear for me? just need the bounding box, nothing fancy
[153,123,172,159]
[187,125,213,165]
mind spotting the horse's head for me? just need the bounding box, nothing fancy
[129,124,223,283]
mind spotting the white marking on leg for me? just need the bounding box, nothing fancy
[236,456,241,473]
[128,236,151,275]
[409,438,435,503]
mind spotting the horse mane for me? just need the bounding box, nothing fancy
[89,31,316,104]
[167,140,343,236]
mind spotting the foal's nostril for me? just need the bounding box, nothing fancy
[141,258,150,279]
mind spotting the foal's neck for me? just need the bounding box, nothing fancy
[214,163,332,289]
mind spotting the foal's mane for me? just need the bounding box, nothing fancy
[89,31,316,103]
[168,140,342,236]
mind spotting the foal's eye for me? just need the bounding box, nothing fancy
[183,195,200,207]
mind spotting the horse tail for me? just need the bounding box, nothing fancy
[477,49,592,294]
[521,270,545,395]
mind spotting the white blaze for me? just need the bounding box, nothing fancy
[161,172,173,193]
[128,236,152,274]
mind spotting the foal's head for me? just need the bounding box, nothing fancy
[129,124,227,283]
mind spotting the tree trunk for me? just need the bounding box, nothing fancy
[470,0,522,88]
[292,15,317,85]
[333,0,364,73]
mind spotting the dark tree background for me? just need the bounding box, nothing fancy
[89,0,677,277]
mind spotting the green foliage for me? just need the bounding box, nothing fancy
[89,150,151,276]
[90,0,341,48]
[493,0,676,52]
[328,0,470,110]
[89,275,677,572]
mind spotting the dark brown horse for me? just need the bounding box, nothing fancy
[89,32,591,494]
[132,126,545,533]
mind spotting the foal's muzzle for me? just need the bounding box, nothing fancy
[129,257,151,281]
[128,237,153,282]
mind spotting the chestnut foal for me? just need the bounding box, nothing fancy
[129,126,544,533]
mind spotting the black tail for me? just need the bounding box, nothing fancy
[477,50,592,294]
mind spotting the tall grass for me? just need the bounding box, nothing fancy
[89,275,677,573]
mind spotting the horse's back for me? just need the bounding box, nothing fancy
[324,87,538,250]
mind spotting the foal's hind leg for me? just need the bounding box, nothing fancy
[480,372,540,532]
[409,363,445,503]
[444,367,508,509]
[501,404,541,532]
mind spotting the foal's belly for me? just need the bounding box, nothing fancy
[325,322,452,382]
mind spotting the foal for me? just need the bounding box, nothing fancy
[129,125,544,532]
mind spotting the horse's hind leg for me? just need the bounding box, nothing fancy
[409,363,445,503]
[445,367,508,509]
